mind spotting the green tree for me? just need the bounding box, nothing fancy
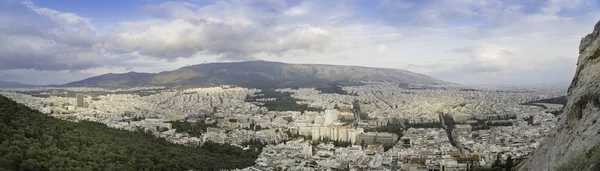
[492,154,502,168]
[504,155,514,171]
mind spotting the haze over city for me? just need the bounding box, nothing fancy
[1,0,599,85]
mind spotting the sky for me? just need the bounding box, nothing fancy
[0,0,599,86]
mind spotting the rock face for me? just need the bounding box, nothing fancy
[64,60,452,88]
[518,21,600,171]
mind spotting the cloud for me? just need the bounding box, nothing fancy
[284,6,307,16]
[452,44,518,72]
[0,0,598,86]
[101,0,341,60]
[0,0,106,71]
[376,45,386,55]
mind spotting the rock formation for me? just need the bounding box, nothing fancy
[518,20,600,171]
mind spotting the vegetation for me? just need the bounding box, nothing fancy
[169,120,218,137]
[17,88,166,98]
[365,122,404,140]
[285,130,309,140]
[546,109,564,116]
[314,137,352,148]
[470,120,514,131]
[520,96,568,109]
[246,89,323,112]
[239,140,268,153]
[441,114,459,148]
[315,85,352,95]
[405,122,444,129]
[0,95,259,170]
[472,154,515,171]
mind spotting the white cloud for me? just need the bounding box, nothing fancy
[284,7,306,16]
[376,45,386,55]
[0,0,107,71]
[102,0,343,60]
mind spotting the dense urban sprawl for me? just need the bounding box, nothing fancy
[0,83,565,170]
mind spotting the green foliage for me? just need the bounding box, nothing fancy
[0,95,258,170]
[471,120,514,131]
[520,96,568,108]
[405,122,444,129]
[364,122,404,140]
[246,89,323,112]
[382,144,393,152]
[315,85,350,95]
[505,155,514,171]
[492,154,502,168]
[473,168,502,171]
[168,120,217,137]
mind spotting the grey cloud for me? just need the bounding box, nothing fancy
[0,0,345,72]
[0,1,105,71]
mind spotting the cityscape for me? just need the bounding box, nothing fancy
[1,0,600,170]
[0,84,565,170]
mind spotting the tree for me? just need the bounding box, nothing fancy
[492,154,502,168]
[504,155,514,171]
[0,95,259,170]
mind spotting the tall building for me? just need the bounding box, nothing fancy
[310,126,364,143]
[323,109,339,125]
[76,94,85,108]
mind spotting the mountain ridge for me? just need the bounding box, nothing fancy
[0,80,35,88]
[64,60,453,88]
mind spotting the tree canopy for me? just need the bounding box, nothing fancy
[0,95,258,170]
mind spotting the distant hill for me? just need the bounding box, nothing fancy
[65,60,452,88]
[0,80,34,88]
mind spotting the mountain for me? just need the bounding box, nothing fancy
[518,21,600,170]
[64,60,452,88]
[0,80,34,88]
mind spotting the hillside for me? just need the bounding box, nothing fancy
[0,95,258,170]
[0,80,34,88]
[65,60,451,88]
[518,21,600,170]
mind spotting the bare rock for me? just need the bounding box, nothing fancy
[519,20,600,171]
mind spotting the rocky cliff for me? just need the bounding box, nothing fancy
[518,21,600,171]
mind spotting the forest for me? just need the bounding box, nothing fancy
[0,95,258,170]
[245,89,323,112]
